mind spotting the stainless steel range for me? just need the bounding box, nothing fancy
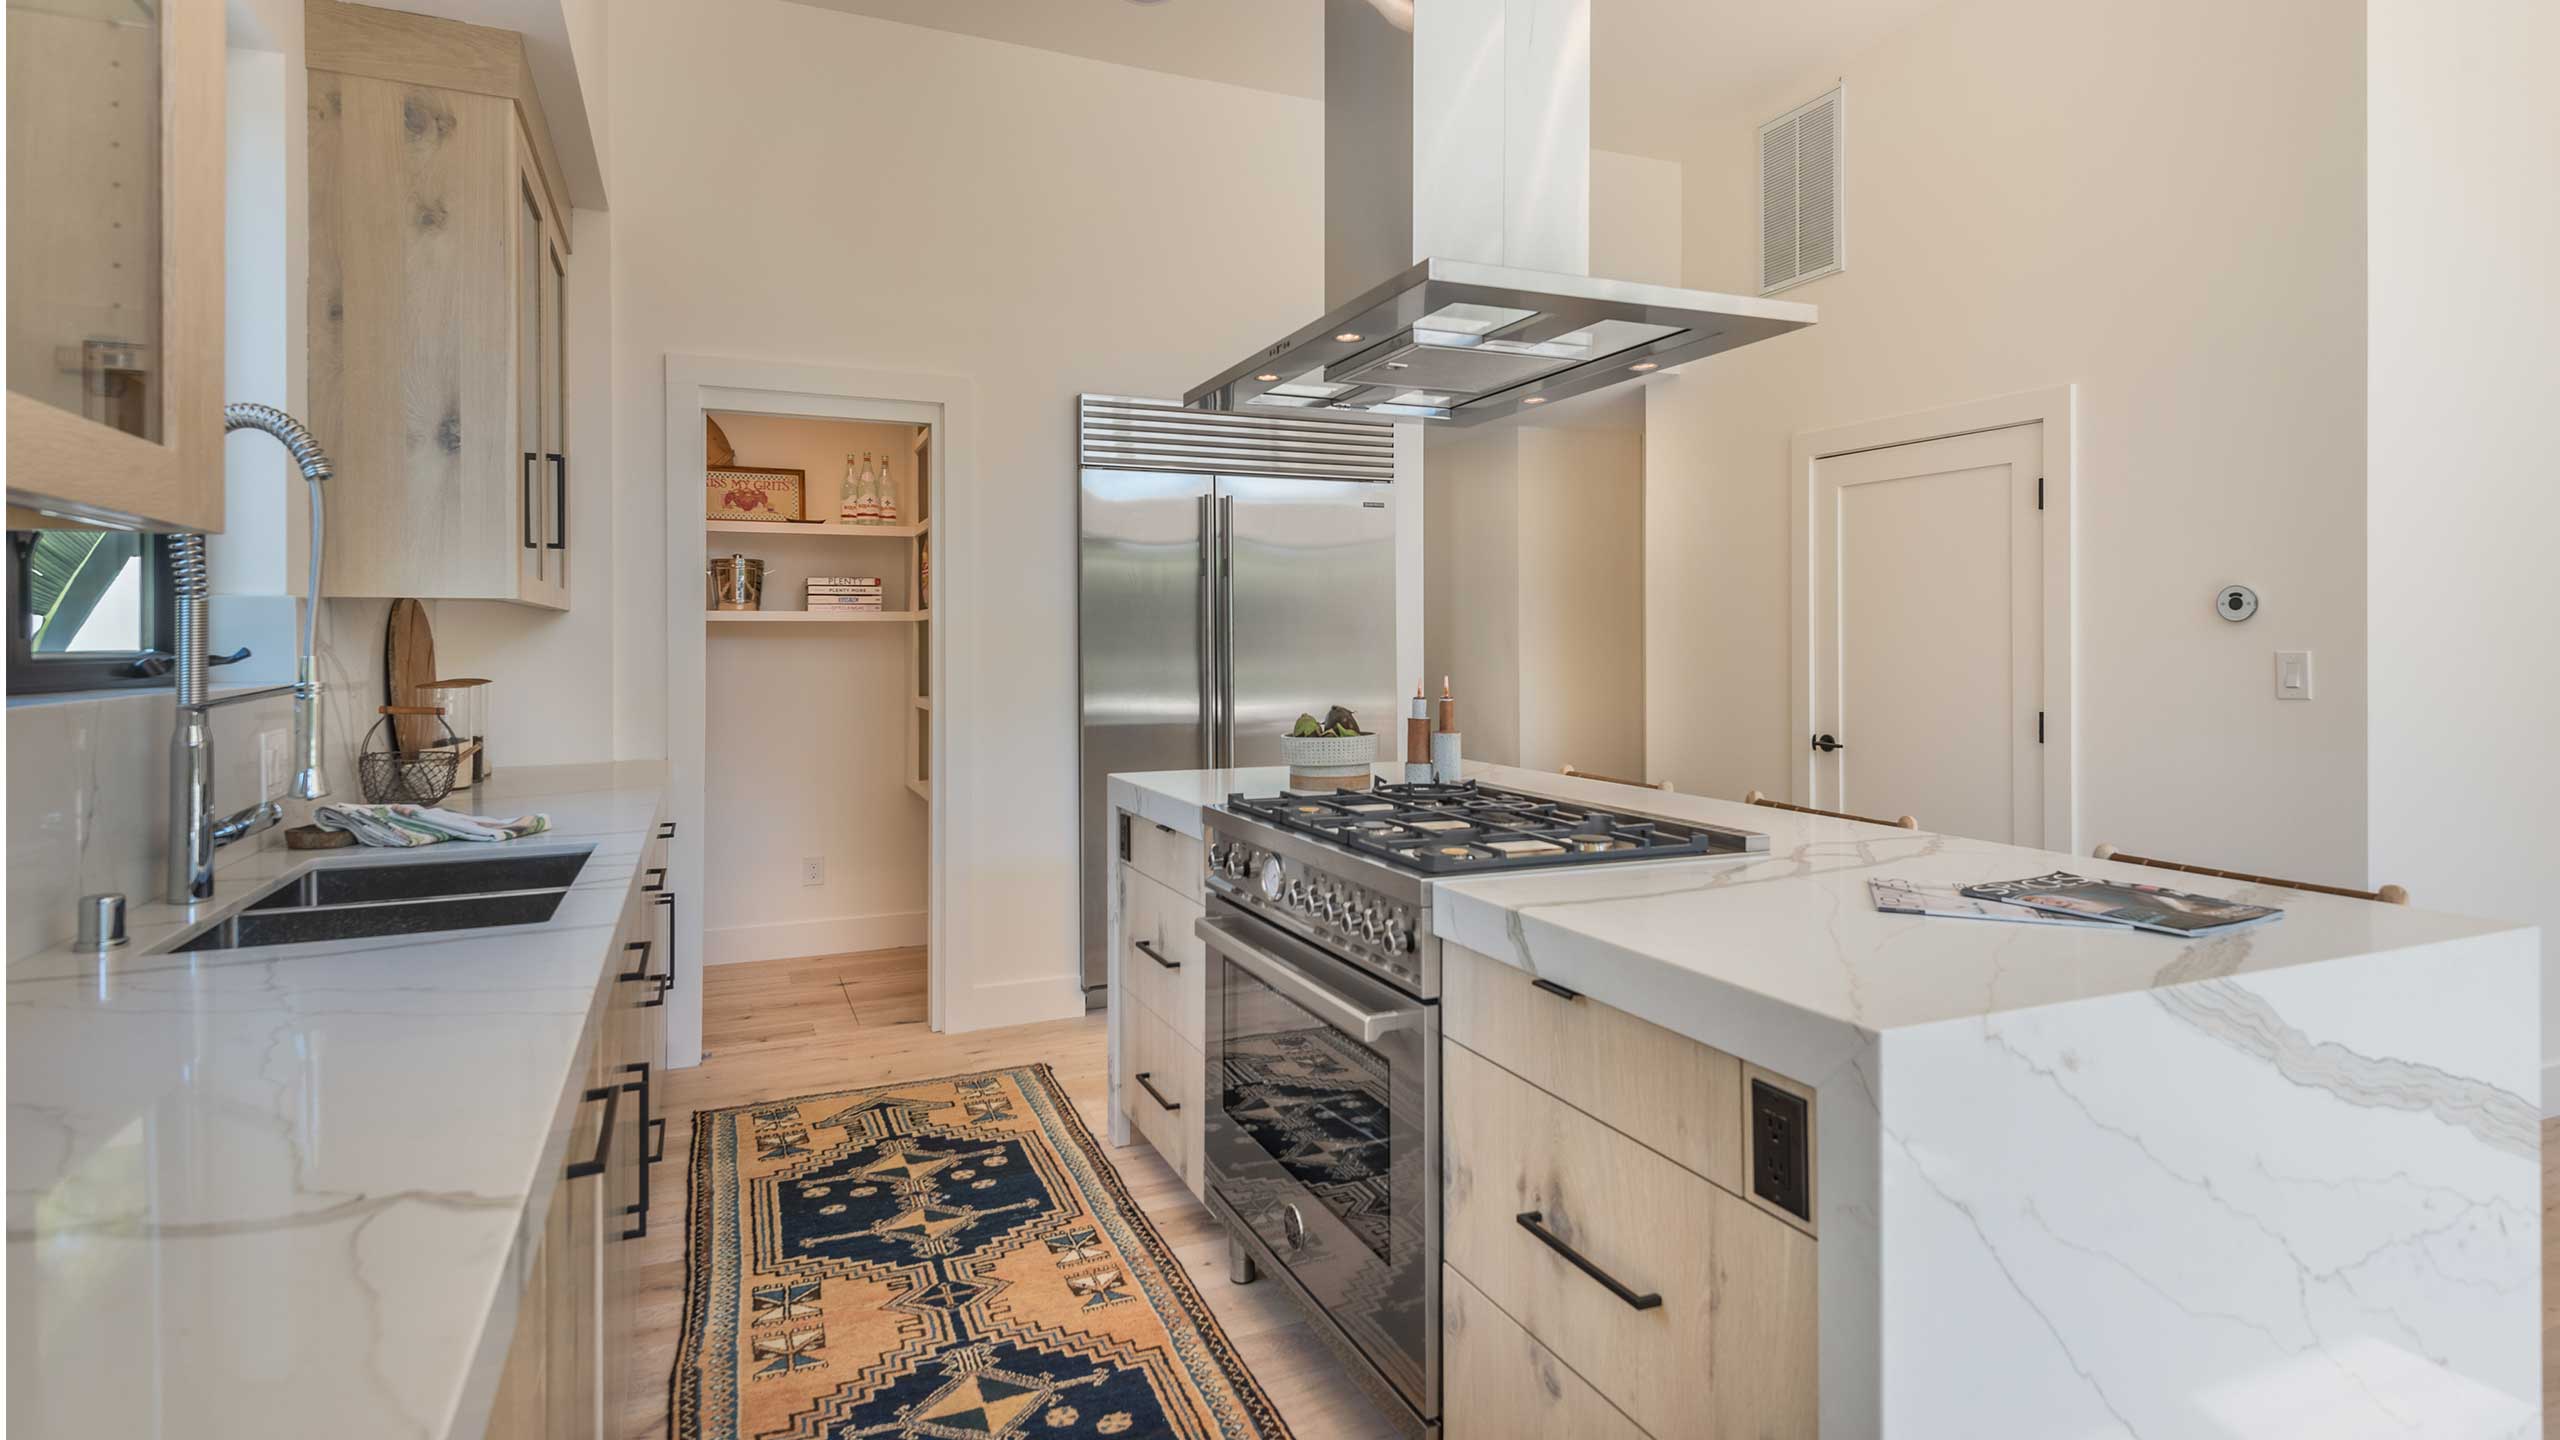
[1195,781,1767,1436]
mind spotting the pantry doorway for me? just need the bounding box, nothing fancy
[662,356,968,1064]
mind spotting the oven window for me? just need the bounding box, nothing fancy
[1218,958,1398,1262]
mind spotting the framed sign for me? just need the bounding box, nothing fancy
[706,465,804,522]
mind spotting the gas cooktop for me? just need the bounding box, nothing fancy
[1221,779,1768,875]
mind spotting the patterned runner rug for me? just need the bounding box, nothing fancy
[674,1064,1293,1440]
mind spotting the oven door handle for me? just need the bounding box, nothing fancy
[1196,915,1419,1044]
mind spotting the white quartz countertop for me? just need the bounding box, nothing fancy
[1109,762,2527,1033]
[6,762,668,1439]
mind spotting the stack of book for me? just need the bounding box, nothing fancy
[807,575,885,613]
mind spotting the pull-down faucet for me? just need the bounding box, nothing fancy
[168,404,334,904]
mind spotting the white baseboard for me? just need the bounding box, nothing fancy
[702,911,926,967]
[945,972,1086,1033]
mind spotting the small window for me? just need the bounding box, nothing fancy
[7,529,178,695]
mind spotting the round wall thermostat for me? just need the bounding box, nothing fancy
[2216,584,2258,622]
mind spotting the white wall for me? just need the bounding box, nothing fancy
[598,0,1323,1030]
[696,412,927,966]
[1590,148,1682,287]
[1646,0,2369,881]
[2365,0,2560,1104]
[1424,411,1647,778]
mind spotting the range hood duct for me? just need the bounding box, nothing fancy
[1188,0,1816,426]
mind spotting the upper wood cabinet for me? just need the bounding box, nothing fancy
[306,2,572,608]
[4,0,226,533]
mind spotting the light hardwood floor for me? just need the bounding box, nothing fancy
[620,948,1401,1440]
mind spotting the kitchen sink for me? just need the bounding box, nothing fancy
[243,851,591,910]
[174,848,594,952]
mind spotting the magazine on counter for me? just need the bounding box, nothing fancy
[1959,871,2284,936]
[1868,878,2117,928]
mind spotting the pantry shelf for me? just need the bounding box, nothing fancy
[706,519,925,538]
[707,609,931,624]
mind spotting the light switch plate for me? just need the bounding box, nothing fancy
[801,856,824,887]
[259,729,290,799]
[2275,650,2313,701]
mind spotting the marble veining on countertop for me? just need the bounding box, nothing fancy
[6,762,668,1440]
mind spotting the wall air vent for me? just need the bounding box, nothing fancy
[1760,85,1845,295]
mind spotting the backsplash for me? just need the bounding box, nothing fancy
[7,687,295,960]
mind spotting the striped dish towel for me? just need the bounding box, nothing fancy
[313,804,552,848]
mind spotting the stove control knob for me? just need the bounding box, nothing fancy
[1384,913,1413,952]
[1285,878,1309,907]
[1227,846,1252,879]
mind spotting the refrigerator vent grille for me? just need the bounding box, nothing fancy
[1079,396,1396,483]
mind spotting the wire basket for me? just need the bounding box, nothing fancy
[358,707,462,805]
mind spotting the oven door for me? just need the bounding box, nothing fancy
[1199,899,1439,1422]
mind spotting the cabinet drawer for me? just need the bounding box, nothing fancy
[1443,942,1743,1193]
[1444,1265,1649,1440]
[1122,813,1203,902]
[1117,998,1203,1199]
[1444,1041,1817,1439]
[1121,866,1206,1049]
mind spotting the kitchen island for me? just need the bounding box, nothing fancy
[5,763,673,1440]
[1106,761,2540,1436]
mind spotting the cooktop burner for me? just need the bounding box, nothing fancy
[1222,780,1767,875]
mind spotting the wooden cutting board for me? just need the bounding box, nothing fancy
[383,599,439,752]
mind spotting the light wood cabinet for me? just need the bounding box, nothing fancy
[306,2,572,607]
[485,818,671,1440]
[4,0,227,532]
[1109,810,1208,1201]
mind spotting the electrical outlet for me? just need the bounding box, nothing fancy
[800,856,824,887]
[259,730,290,800]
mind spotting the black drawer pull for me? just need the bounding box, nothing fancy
[659,821,676,839]
[1135,939,1179,971]
[548,452,567,550]
[1154,822,1174,834]
[617,939,653,983]
[644,1115,667,1165]
[643,866,666,893]
[521,453,538,549]
[1531,977,1583,1001]
[643,973,668,1008]
[1516,1211,1660,1311]
[1135,1072,1181,1112]
[566,1085,619,1179]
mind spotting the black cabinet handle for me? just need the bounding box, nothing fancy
[659,821,676,839]
[566,1085,619,1179]
[655,889,677,999]
[621,1060,653,1239]
[1810,733,1845,754]
[644,1115,667,1165]
[547,452,567,550]
[618,939,653,983]
[1135,1072,1181,1112]
[1531,977,1582,1002]
[522,453,538,549]
[1515,1211,1661,1311]
[643,866,666,894]
[1135,939,1179,971]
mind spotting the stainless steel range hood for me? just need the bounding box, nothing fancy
[1187,0,1815,426]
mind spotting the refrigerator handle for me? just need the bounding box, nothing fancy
[1197,493,1217,770]
[1217,494,1237,767]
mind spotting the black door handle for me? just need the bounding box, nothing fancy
[1135,1072,1181,1112]
[617,939,653,983]
[522,453,538,549]
[1811,733,1845,754]
[1516,1210,1661,1311]
[566,1085,620,1179]
[1135,939,1180,971]
[1531,977,1582,1001]
[548,452,567,550]
[659,821,677,839]
[621,1060,652,1239]
[643,866,666,893]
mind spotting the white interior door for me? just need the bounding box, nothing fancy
[1810,423,2045,843]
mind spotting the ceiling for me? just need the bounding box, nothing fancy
[783,0,1954,160]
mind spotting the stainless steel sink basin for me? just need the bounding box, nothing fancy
[174,848,594,952]
[244,851,591,910]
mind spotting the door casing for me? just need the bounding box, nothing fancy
[1788,386,2076,851]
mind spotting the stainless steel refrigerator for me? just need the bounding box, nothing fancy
[1077,395,1400,994]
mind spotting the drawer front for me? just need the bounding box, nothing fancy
[1444,1265,1649,1440]
[1443,942,1743,1193]
[1119,999,1203,1198]
[1444,1041,1817,1438]
[1123,812,1203,902]
[1120,866,1206,1048]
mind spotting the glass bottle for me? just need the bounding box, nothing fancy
[877,452,900,524]
[855,452,881,523]
[838,454,863,523]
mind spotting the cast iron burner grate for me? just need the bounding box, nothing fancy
[1224,780,1766,875]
